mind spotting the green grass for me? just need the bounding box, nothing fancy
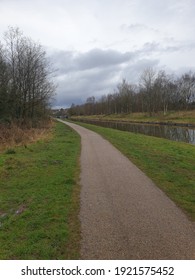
[74,121,195,221]
[0,122,81,259]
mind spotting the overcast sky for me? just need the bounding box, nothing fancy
[1,0,195,108]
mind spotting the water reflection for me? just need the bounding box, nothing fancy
[77,119,195,145]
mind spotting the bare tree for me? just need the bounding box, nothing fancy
[177,72,195,110]
[154,71,173,115]
[1,27,56,126]
[0,43,10,120]
[139,67,157,115]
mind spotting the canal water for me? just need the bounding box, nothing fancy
[76,119,195,145]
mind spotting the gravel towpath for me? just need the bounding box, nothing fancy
[59,120,195,259]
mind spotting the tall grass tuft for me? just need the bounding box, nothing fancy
[0,120,53,151]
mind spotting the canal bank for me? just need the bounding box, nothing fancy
[71,118,195,145]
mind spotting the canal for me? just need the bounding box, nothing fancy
[75,119,195,145]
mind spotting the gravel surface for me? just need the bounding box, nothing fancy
[59,120,195,259]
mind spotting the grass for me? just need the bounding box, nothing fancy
[0,121,81,259]
[72,110,195,125]
[73,121,195,221]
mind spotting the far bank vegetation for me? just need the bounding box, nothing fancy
[0,27,56,147]
[69,68,195,117]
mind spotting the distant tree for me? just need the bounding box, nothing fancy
[85,96,96,115]
[154,71,173,115]
[0,43,10,121]
[117,79,136,113]
[177,72,195,110]
[139,68,157,115]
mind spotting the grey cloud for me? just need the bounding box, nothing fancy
[50,48,133,75]
[49,50,76,73]
[161,40,195,53]
[121,23,158,33]
[76,49,133,70]
[137,40,195,57]
[141,42,160,53]
[123,23,145,31]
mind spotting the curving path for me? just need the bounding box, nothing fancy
[59,120,195,259]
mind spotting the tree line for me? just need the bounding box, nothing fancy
[0,27,55,127]
[68,68,195,116]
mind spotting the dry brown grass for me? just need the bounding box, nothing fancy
[73,110,195,124]
[0,120,53,151]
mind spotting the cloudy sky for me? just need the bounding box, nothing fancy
[0,0,195,108]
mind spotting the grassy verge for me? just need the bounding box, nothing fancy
[74,121,195,221]
[0,121,81,259]
[72,110,195,125]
